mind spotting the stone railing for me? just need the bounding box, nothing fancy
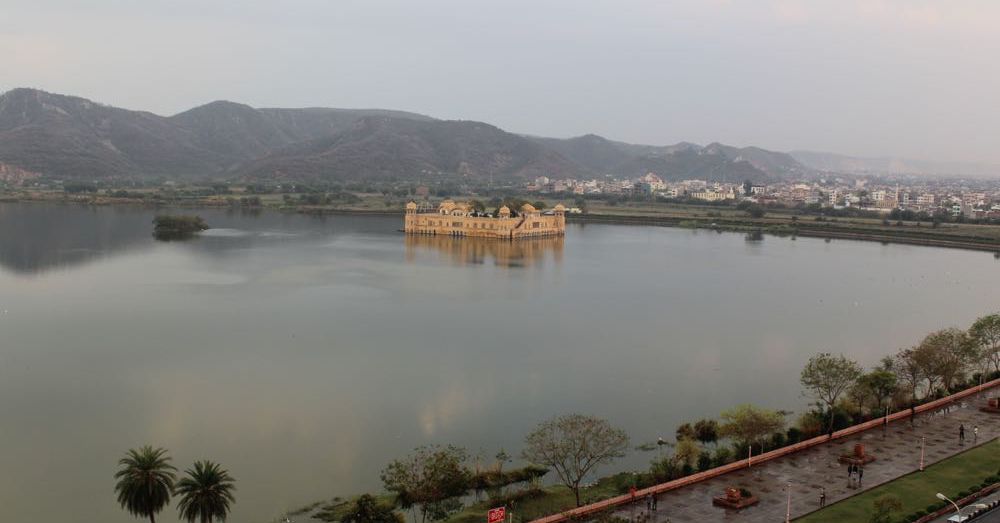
[529,378,1000,523]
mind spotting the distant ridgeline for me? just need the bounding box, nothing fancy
[404,200,566,239]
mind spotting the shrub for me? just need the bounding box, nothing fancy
[712,447,733,467]
[697,451,712,472]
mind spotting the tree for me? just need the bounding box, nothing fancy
[341,495,404,523]
[869,494,902,523]
[800,353,863,433]
[494,449,510,475]
[673,439,701,469]
[532,201,547,210]
[114,446,176,523]
[918,328,976,392]
[693,419,719,446]
[522,414,629,506]
[381,445,471,523]
[468,200,486,213]
[852,370,898,415]
[175,461,236,523]
[970,314,1000,373]
[719,404,785,449]
[675,422,696,442]
[893,348,926,403]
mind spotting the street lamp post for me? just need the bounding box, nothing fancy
[785,482,792,523]
[919,437,925,471]
[936,493,988,521]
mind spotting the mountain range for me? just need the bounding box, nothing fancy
[8,87,970,185]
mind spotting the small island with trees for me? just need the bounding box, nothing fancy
[152,214,209,240]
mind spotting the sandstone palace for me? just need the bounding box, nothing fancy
[404,200,566,239]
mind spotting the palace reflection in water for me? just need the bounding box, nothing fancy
[404,234,564,268]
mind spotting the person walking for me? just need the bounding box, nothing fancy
[959,424,966,444]
[858,466,864,487]
[974,425,979,443]
[819,487,827,508]
[645,494,652,512]
[651,494,658,512]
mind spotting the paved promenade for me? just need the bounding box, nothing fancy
[613,390,1000,522]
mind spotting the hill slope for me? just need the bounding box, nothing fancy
[238,117,584,181]
[530,134,810,182]
[0,88,814,183]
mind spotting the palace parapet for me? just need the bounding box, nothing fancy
[404,200,566,239]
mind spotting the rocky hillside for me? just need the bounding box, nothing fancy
[531,134,810,182]
[0,88,814,183]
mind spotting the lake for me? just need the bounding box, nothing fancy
[0,202,997,522]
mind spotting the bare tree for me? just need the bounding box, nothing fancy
[522,414,629,507]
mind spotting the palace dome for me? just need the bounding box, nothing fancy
[520,203,536,213]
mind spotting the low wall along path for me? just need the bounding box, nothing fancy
[528,378,1000,523]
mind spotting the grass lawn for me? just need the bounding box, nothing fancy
[796,438,1000,522]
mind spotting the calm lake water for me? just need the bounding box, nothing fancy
[1,202,997,522]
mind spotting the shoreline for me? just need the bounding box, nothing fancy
[3,195,1000,253]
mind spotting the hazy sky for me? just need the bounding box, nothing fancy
[3,0,999,163]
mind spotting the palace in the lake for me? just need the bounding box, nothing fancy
[404,200,566,239]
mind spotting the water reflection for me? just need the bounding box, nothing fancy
[404,234,564,268]
[0,203,154,274]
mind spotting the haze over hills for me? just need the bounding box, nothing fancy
[790,150,1000,178]
[1,87,822,184]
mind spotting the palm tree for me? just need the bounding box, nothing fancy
[175,460,237,523]
[114,446,176,523]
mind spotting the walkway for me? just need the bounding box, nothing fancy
[612,391,1000,522]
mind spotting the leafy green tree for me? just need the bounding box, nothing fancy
[800,353,863,433]
[970,314,1000,373]
[719,404,785,450]
[675,422,696,441]
[893,347,928,403]
[522,414,629,506]
[852,370,898,415]
[341,494,404,523]
[693,419,719,446]
[919,328,977,392]
[175,461,236,523]
[673,439,701,469]
[381,445,471,523]
[114,446,176,523]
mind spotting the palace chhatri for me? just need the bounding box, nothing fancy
[404,200,566,239]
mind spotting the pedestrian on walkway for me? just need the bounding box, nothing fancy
[645,494,651,512]
[960,423,966,444]
[858,466,864,487]
[974,425,979,443]
[651,494,657,512]
[819,488,826,508]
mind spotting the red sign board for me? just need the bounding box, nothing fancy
[488,507,506,523]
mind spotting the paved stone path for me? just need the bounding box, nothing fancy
[614,391,1000,523]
